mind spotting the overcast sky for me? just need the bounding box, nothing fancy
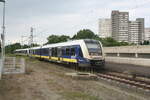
[0,0,150,45]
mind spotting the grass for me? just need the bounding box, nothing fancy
[61,91,101,100]
[6,54,29,60]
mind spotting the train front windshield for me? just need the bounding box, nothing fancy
[85,40,102,56]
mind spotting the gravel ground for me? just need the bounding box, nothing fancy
[105,62,150,77]
[0,58,149,100]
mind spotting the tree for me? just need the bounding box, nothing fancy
[5,43,39,54]
[143,40,150,45]
[31,43,39,47]
[96,37,129,47]
[72,29,97,39]
[101,37,120,46]
[46,35,70,44]
[5,43,22,54]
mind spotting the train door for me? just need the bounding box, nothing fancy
[57,47,62,61]
[51,47,58,61]
[77,46,83,58]
[49,48,52,59]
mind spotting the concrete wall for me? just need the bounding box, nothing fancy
[104,45,150,53]
[104,46,150,67]
[105,57,150,67]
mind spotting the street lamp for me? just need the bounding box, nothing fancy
[0,0,6,79]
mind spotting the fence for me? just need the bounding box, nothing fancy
[2,57,25,74]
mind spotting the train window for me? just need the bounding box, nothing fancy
[49,48,52,56]
[34,50,36,54]
[52,48,55,56]
[62,49,65,56]
[35,49,39,55]
[34,50,36,55]
[52,48,57,56]
[45,49,49,55]
[66,48,70,56]
[71,48,75,56]
[31,50,34,54]
[32,50,35,54]
[84,40,102,56]
[57,47,62,56]
[54,48,57,56]
[29,50,32,54]
[79,48,83,57]
[41,48,49,55]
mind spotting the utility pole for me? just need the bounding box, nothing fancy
[21,35,28,49]
[29,27,34,56]
[29,27,34,47]
[21,36,24,49]
[0,0,6,79]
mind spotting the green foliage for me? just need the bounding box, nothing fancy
[72,29,98,39]
[22,44,29,48]
[142,40,150,45]
[5,43,39,54]
[31,43,39,47]
[61,91,100,100]
[100,37,120,46]
[46,35,70,44]
[92,37,129,47]
[46,29,130,47]
[5,43,21,54]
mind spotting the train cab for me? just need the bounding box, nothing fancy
[78,39,105,68]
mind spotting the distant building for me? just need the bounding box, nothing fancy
[111,10,129,42]
[98,18,112,38]
[136,18,145,43]
[128,18,145,44]
[145,28,150,41]
[128,20,140,44]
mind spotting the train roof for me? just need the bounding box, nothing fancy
[30,46,41,50]
[15,48,29,51]
[41,39,85,49]
[15,39,100,51]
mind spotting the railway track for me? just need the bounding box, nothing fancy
[97,72,150,90]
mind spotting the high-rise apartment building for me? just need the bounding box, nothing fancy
[145,28,150,41]
[136,18,145,43]
[129,20,140,44]
[128,18,145,44]
[111,10,129,42]
[98,19,112,38]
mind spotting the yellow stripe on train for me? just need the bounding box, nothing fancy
[51,57,59,60]
[41,56,49,59]
[32,54,40,58]
[62,58,77,63]
[32,55,77,63]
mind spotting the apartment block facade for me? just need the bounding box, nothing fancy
[128,19,145,44]
[111,10,129,42]
[129,21,140,44]
[136,18,145,43]
[145,28,150,41]
[98,18,112,38]
[110,10,145,44]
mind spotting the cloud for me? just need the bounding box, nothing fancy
[0,0,149,44]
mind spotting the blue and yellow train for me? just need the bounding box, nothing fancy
[15,39,105,68]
